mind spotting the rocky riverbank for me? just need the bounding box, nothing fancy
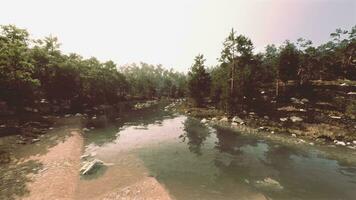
[167,98,356,151]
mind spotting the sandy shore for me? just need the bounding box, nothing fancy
[21,130,83,200]
[18,127,172,200]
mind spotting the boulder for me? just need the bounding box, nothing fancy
[290,116,303,122]
[353,141,356,145]
[291,134,297,137]
[201,118,208,124]
[231,122,238,126]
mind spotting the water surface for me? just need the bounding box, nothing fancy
[79,104,356,200]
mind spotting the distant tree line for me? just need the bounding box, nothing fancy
[188,26,356,112]
[0,25,186,112]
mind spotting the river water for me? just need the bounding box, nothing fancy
[78,104,356,200]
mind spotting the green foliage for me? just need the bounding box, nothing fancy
[278,40,300,82]
[0,25,186,112]
[188,54,211,106]
[121,63,186,99]
[0,25,39,107]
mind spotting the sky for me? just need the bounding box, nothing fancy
[1,0,355,71]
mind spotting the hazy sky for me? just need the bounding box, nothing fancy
[1,0,355,71]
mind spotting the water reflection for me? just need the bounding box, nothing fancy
[182,118,211,156]
[83,107,356,200]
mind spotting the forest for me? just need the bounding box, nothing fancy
[0,25,186,114]
[0,24,355,117]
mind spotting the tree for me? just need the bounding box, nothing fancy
[278,41,300,82]
[188,54,211,106]
[0,25,39,108]
[219,29,254,113]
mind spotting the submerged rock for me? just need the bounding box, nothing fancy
[80,159,104,175]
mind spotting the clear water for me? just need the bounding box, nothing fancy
[79,104,356,200]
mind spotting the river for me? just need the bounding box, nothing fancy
[74,103,356,200]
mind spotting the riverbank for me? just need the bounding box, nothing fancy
[170,99,356,151]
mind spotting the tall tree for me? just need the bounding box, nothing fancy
[188,54,211,107]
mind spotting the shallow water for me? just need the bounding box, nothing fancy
[79,104,356,200]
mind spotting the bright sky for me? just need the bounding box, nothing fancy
[1,0,355,71]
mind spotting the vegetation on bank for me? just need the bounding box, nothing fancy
[0,25,186,114]
[187,27,355,112]
[186,26,356,142]
[0,24,355,143]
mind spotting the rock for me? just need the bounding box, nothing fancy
[280,118,288,122]
[220,117,228,122]
[232,116,244,124]
[92,116,97,120]
[64,114,71,118]
[211,117,218,121]
[49,127,54,130]
[75,113,83,117]
[301,98,309,103]
[329,115,341,119]
[90,127,95,130]
[299,109,306,112]
[335,140,346,146]
[80,154,90,160]
[82,128,90,132]
[290,116,303,122]
[340,83,348,86]
[249,112,256,116]
[291,97,308,104]
[292,134,297,137]
[309,142,314,146]
[231,122,238,126]
[201,118,208,124]
[347,92,356,95]
[263,115,269,120]
[254,177,283,191]
[31,138,40,143]
[258,127,268,131]
[353,141,356,145]
[80,159,104,175]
